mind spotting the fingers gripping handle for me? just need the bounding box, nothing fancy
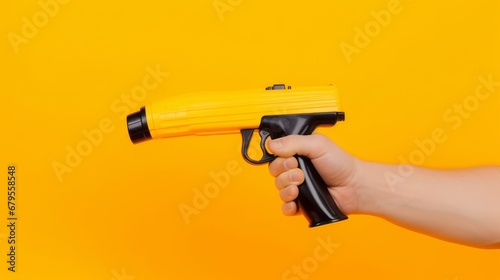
[240,112,347,227]
[295,156,348,227]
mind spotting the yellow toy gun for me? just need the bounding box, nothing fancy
[126,84,347,227]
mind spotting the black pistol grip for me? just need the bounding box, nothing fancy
[245,112,347,227]
[253,112,348,227]
[296,156,347,227]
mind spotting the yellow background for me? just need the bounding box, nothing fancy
[1,0,500,279]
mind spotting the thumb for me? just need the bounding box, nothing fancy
[268,134,329,159]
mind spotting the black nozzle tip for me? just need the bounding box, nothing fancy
[127,107,152,144]
[337,112,345,122]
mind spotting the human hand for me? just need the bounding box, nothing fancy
[267,134,361,216]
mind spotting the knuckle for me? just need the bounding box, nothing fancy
[279,185,298,202]
[268,162,279,176]
[279,188,288,201]
[275,173,288,189]
[282,203,290,215]
[268,157,286,177]
[274,178,282,190]
[282,202,296,215]
[284,157,298,170]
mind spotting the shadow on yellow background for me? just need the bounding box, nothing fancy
[1,0,499,279]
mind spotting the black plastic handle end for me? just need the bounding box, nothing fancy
[296,156,348,227]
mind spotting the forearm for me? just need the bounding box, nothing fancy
[355,161,500,248]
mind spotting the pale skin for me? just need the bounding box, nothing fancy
[267,134,500,249]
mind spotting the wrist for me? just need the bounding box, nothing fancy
[352,160,396,216]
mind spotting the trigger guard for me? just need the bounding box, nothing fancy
[241,129,276,164]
